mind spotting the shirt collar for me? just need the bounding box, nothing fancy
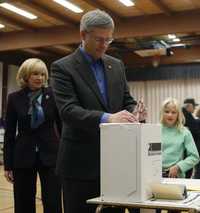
[80,46,102,65]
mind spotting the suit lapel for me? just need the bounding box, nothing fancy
[102,56,114,110]
[20,88,31,114]
[41,87,50,115]
[75,49,109,111]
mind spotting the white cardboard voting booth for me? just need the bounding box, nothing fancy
[100,123,162,203]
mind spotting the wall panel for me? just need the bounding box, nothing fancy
[129,79,200,123]
[7,65,19,95]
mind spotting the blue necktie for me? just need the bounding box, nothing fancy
[31,95,45,129]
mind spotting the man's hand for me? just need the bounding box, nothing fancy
[108,110,139,123]
[133,100,147,122]
[4,170,14,183]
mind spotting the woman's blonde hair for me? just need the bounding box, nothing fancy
[16,58,48,88]
[160,97,185,130]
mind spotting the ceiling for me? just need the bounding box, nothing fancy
[0,0,200,68]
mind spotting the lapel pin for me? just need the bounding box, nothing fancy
[108,65,112,69]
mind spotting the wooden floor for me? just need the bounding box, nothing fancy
[0,165,153,213]
[0,164,132,213]
[0,165,43,213]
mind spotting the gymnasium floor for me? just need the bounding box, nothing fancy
[0,165,156,213]
[0,165,43,213]
[0,165,131,213]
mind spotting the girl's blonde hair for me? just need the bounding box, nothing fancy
[16,58,48,88]
[160,97,185,130]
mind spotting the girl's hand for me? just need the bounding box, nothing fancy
[4,170,14,183]
[168,165,179,178]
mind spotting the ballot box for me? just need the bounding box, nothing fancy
[100,123,162,203]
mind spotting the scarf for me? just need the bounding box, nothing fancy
[28,89,45,129]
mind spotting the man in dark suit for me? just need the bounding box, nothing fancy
[182,98,200,178]
[51,9,145,213]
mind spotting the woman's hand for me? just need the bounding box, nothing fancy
[4,170,14,183]
[168,165,179,178]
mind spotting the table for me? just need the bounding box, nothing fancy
[87,178,200,213]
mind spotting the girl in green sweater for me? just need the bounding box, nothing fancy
[160,97,199,178]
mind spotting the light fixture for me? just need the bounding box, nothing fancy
[0,3,37,19]
[118,0,135,7]
[0,23,5,28]
[168,34,176,39]
[53,0,83,13]
[172,38,181,42]
[171,43,186,48]
[152,55,160,68]
[166,48,174,56]
[160,40,170,48]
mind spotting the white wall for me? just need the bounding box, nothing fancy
[7,65,19,95]
[0,62,200,123]
[0,64,19,118]
[129,79,200,123]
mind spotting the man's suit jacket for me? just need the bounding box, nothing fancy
[182,107,200,152]
[3,87,61,170]
[51,48,136,180]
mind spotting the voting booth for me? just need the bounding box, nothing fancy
[100,123,162,203]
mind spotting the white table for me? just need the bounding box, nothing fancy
[87,178,200,213]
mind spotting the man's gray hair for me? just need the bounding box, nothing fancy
[80,9,114,32]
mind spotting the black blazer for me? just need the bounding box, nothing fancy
[51,48,136,180]
[3,87,61,170]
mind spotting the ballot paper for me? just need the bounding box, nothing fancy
[151,183,187,200]
[144,191,200,208]
[162,178,200,191]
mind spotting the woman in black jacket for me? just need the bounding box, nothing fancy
[3,58,62,213]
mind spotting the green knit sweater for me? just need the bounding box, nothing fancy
[162,125,199,178]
